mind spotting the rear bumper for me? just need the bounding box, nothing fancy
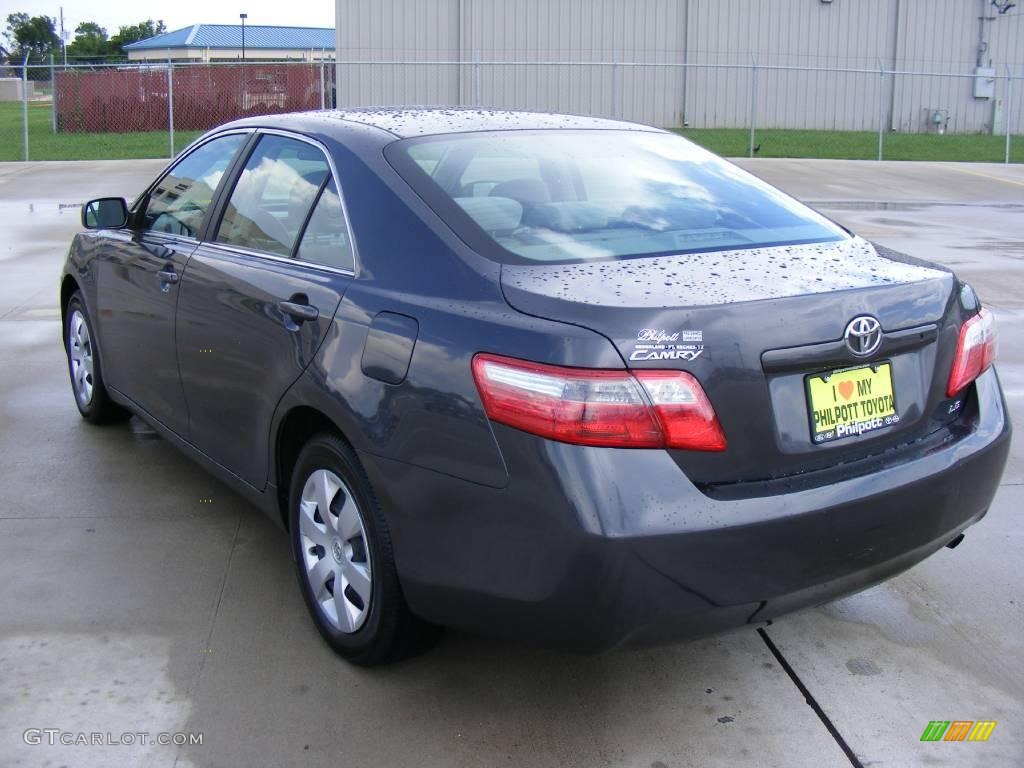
[360,368,1011,652]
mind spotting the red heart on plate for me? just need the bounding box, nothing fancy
[838,380,855,400]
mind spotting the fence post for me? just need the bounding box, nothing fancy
[22,54,30,162]
[748,56,758,159]
[1006,67,1013,165]
[167,61,175,158]
[877,62,886,161]
[320,52,326,110]
[50,54,56,133]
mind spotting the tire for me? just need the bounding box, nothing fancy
[64,291,125,424]
[288,433,439,665]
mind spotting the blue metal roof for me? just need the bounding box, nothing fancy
[124,24,335,51]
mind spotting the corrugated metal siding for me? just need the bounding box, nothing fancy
[336,0,460,106]
[988,2,1024,136]
[893,0,1024,134]
[683,0,897,130]
[462,0,686,126]
[335,0,685,123]
[335,0,1024,133]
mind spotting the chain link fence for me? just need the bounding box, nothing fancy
[2,58,335,162]
[0,58,1019,163]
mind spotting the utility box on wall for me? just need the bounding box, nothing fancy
[974,67,996,99]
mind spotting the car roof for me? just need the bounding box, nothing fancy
[223,107,664,140]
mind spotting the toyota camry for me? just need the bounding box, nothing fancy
[61,108,1011,665]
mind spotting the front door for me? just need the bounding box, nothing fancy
[94,132,249,436]
[176,132,356,487]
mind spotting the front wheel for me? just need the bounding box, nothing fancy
[64,291,125,424]
[288,433,438,665]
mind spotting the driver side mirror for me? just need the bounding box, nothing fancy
[82,197,129,229]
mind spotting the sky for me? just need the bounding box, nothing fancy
[3,0,335,40]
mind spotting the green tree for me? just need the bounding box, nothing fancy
[4,12,60,61]
[109,19,167,56]
[4,12,29,44]
[3,12,29,57]
[67,21,110,60]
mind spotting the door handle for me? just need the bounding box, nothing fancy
[278,300,319,323]
[156,268,179,285]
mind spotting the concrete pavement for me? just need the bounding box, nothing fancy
[0,158,1021,768]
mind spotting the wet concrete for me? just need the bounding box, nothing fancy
[0,158,1021,767]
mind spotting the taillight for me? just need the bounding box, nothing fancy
[632,370,728,451]
[471,353,726,451]
[947,308,997,397]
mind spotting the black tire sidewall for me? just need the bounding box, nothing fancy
[288,434,400,662]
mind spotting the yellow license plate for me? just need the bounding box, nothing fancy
[806,362,898,444]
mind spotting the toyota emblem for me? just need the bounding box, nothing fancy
[844,316,882,357]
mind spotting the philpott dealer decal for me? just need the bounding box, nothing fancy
[630,329,704,362]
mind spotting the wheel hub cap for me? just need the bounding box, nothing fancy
[298,468,372,633]
[67,309,95,406]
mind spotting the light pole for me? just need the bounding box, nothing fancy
[240,13,247,61]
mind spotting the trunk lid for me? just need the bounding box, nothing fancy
[500,237,965,489]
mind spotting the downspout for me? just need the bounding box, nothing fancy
[977,0,991,68]
[681,0,690,127]
[457,0,463,105]
[887,0,901,132]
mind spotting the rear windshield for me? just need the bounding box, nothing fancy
[385,130,848,265]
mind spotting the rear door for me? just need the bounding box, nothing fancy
[175,131,356,488]
[93,132,249,435]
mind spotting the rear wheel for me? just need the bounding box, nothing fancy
[288,433,438,665]
[64,292,125,424]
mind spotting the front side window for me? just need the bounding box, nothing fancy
[386,130,848,264]
[141,133,246,237]
[216,135,330,257]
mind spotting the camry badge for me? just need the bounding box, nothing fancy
[844,316,882,357]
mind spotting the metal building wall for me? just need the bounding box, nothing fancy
[460,0,687,127]
[892,0,1024,134]
[335,0,1024,133]
[682,0,898,131]
[335,0,687,125]
[335,0,461,107]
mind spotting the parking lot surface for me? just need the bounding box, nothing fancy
[0,157,1021,768]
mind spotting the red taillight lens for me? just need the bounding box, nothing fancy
[471,353,726,451]
[947,308,997,397]
[634,371,728,452]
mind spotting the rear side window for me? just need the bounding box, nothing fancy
[216,135,329,257]
[386,130,848,265]
[296,179,354,271]
[141,133,246,237]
